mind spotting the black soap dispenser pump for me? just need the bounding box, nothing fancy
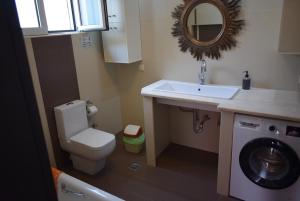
[242,71,251,90]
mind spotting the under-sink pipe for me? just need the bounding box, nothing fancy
[193,111,210,134]
[179,107,211,134]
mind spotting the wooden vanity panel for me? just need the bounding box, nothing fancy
[143,97,171,166]
[143,97,157,166]
[217,111,235,196]
[154,99,170,157]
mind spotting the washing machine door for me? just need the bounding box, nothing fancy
[239,138,300,189]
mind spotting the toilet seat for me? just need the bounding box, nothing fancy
[70,128,115,151]
[65,128,116,161]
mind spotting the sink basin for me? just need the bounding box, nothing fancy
[153,81,239,99]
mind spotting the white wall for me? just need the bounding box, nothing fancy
[169,107,221,153]
[72,32,123,134]
[298,68,300,90]
[114,0,300,151]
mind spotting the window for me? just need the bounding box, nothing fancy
[73,0,107,31]
[43,0,74,32]
[15,0,108,36]
[15,0,48,35]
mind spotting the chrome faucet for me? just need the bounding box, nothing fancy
[199,59,207,85]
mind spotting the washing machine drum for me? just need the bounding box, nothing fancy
[239,138,300,189]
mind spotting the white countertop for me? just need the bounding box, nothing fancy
[141,80,300,122]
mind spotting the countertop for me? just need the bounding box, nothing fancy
[141,80,300,122]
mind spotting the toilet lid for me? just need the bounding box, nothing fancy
[70,128,115,150]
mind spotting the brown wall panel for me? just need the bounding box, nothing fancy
[32,35,80,168]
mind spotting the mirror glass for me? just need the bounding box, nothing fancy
[187,3,223,42]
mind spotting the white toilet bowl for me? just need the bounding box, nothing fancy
[62,128,116,174]
[54,100,116,175]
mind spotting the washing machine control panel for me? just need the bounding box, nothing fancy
[268,125,300,137]
[235,114,300,138]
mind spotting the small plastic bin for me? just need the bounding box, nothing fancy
[123,133,145,154]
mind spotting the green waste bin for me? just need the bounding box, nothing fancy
[123,133,145,154]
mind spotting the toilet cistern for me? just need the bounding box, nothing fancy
[198,59,207,85]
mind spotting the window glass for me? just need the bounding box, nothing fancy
[43,0,74,31]
[15,0,40,28]
[78,0,104,27]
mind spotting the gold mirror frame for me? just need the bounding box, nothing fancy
[172,0,244,60]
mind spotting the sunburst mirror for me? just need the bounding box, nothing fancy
[172,0,244,60]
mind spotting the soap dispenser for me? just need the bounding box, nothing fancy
[242,71,251,90]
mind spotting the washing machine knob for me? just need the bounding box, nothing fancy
[269,125,280,135]
[269,125,276,132]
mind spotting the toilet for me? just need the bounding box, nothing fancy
[54,100,116,175]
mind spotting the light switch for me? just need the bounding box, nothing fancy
[139,63,145,71]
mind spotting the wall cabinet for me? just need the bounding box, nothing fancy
[279,0,300,54]
[102,0,142,63]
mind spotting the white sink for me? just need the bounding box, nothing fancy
[153,81,239,99]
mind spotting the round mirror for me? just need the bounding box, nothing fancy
[187,3,223,42]
[172,0,244,60]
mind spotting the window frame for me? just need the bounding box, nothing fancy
[17,0,108,36]
[20,0,48,36]
[44,0,76,33]
[72,0,109,32]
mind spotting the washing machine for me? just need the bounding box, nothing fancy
[230,114,300,201]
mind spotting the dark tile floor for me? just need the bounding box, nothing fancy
[64,136,237,201]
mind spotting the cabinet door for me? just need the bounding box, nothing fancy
[102,22,128,63]
[279,0,300,54]
[107,0,123,23]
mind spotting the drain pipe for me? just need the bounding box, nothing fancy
[179,107,211,134]
[193,110,210,134]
